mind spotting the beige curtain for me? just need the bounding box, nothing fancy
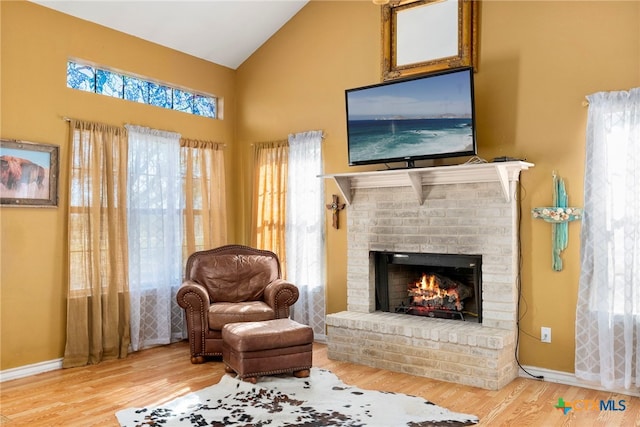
[63,120,131,368]
[181,138,228,260]
[251,140,288,270]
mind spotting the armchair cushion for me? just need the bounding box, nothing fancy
[207,301,274,330]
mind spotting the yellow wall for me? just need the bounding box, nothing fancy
[0,1,236,370]
[236,0,640,374]
[235,0,381,310]
[2,0,639,376]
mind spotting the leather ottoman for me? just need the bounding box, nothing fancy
[222,318,314,383]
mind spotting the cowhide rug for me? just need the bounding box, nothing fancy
[116,368,479,427]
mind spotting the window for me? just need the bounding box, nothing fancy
[575,88,640,390]
[66,60,217,119]
[68,120,227,355]
[96,69,123,98]
[126,126,183,350]
[251,131,326,340]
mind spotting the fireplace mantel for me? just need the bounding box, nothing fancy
[321,161,534,205]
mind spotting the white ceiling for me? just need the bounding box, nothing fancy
[30,0,309,70]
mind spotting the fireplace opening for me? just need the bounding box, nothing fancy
[374,251,482,323]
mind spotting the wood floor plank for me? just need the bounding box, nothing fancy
[1,341,639,426]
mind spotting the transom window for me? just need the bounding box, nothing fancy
[66,60,218,119]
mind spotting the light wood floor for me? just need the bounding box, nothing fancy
[1,341,638,426]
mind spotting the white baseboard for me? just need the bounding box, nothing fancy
[0,358,63,382]
[519,365,640,397]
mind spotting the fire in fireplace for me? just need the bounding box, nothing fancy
[374,251,482,323]
[405,272,474,319]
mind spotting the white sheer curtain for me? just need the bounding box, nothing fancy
[575,88,640,390]
[286,130,326,341]
[126,125,183,351]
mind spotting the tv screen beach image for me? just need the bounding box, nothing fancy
[346,69,474,164]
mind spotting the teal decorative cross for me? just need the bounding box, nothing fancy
[531,173,582,271]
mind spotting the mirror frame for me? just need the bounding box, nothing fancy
[382,0,479,81]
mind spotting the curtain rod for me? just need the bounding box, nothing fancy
[61,116,226,147]
[251,132,327,146]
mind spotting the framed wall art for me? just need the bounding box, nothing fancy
[382,0,479,80]
[0,139,59,207]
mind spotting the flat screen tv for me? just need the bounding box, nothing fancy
[345,67,476,168]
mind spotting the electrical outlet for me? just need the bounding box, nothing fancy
[541,327,552,343]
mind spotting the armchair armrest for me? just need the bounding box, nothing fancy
[177,280,210,311]
[176,280,211,362]
[264,279,299,319]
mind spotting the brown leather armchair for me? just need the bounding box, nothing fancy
[176,245,299,363]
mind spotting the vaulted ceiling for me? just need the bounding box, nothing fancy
[30,1,309,69]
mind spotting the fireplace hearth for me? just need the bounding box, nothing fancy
[374,251,482,323]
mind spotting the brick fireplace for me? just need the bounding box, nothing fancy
[323,162,533,390]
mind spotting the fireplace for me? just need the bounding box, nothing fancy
[324,162,533,390]
[374,251,482,323]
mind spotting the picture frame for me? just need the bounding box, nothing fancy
[0,139,59,207]
[382,0,479,81]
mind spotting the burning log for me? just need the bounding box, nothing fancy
[408,273,473,312]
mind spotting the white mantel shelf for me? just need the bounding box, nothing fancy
[321,161,534,205]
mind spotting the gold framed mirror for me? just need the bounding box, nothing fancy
[382,0,479,80]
